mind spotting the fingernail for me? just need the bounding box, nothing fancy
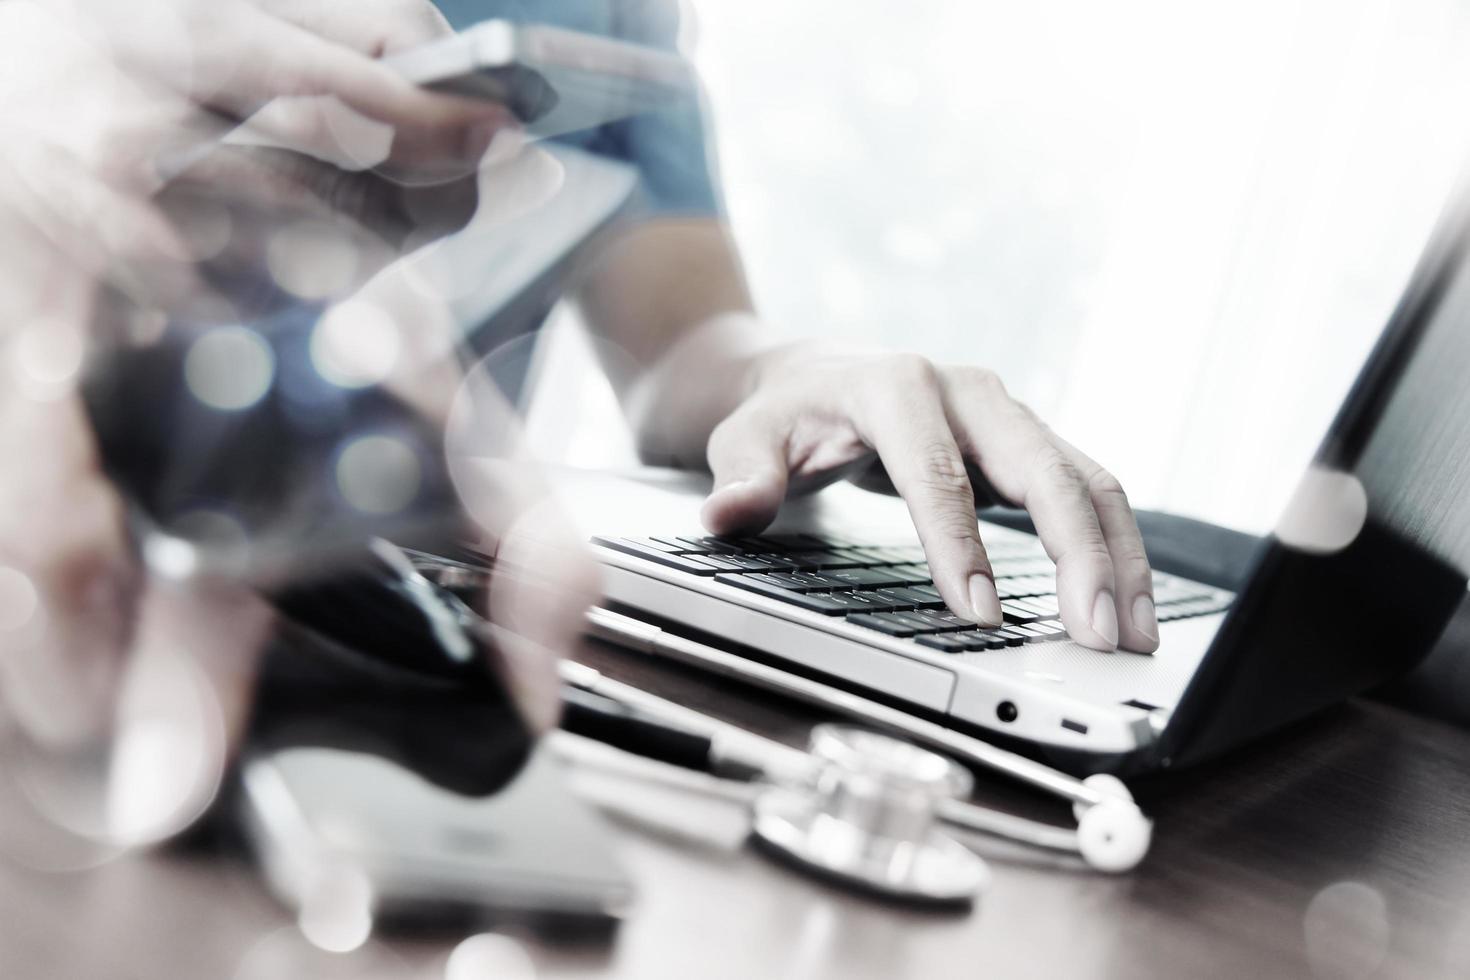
[1091,591,1120,649]
[1131,594,1159,643]
[968,573,1003,626]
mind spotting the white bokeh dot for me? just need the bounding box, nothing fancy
[267,220,360,300]
[0,567,39,631]
[1303,880,1390,979]
[105,715,210,847]
[15,643,225,851]
[336,435,420,515]
[444,933,537,980]
[184,326,275,411]
[10,319,84,399]
[1276,466,1370,555]
[311,300,401,388]
[142,533,200,581]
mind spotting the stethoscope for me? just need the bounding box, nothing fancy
[565,611,1153,904]
[397,548,1154,905]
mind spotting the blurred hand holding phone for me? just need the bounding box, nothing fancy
[0,1,688,857]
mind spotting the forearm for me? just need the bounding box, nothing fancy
[576,217,771,467]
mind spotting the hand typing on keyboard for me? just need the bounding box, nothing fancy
[695,342,1159,654]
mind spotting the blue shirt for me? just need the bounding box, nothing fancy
[432,0,723,218]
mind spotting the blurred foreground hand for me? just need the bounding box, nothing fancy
[0,0,582,854]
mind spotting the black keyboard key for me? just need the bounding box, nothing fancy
[779,593,857,615]
[720,553,796,573]
[715,572,788,594]
[993,628,1029,647]
[794,571,848,590]
[628,536,689,554]
[844,590,906,612]
[737,572,801,590]
[592,537,721,574]
[752,532,830,551]
[909,583,943,602]
[674,535,742,554]
[1000,600,1041,624]
[684,553,747,572]
[777,551,835,570]
[886,564,933,586]
[880,612,939,633]
[920,609,976,630]
[822,533,878,549]
[714,573,856,615]
[887,608,970,631]
[846,612,919,637]
[775,571,854,590]
[872,587,944,610]
[819,591,896,612]
[916,634,970,653]
[757,571,836,591]
[783,550,864,570]
[823,567,912,589]
[957,630,1010,651]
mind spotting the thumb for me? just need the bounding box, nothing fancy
[701,405,791,535]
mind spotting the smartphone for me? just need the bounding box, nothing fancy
[383,20,696,138]
[239,745,634,930]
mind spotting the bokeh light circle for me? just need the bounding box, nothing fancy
[184,326,275,411]
[336,435,421,515]
[311,300,401,389]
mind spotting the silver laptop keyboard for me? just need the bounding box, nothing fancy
[592,532,1232,653]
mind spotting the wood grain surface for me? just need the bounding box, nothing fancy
[5,635,1470,980]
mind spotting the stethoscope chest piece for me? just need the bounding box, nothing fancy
[751,724,991,904]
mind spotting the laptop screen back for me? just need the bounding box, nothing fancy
[1155,188,1470,770]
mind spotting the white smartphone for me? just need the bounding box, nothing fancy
[239,746,634,930]
[383,20,697,138]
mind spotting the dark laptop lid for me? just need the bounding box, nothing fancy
[1153,184,1470,770]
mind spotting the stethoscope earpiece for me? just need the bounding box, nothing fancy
[1075,799,1153,873]
[1069,772,1151,873]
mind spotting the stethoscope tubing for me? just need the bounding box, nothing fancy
[556,657,1088,856]
[584,606,1127,811]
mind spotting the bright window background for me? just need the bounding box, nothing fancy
[526,0,1470,534]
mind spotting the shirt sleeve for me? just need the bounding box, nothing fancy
[583,0,724,218]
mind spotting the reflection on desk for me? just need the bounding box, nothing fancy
[5,635,1470,980]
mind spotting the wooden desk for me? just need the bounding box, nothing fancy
[7,636,1470,980]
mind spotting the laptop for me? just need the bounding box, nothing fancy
[577,188,1470,775]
